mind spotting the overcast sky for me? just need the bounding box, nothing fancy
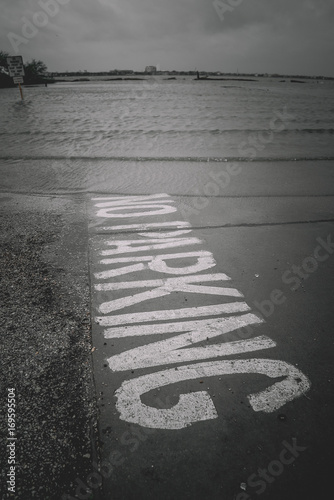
[1,0,333,76]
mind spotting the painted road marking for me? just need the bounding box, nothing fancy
[90,193,311,429]
[95,273,234,290]
[97,275,243,315]
[114,359,311,430]
[95,302,252,327]
[103,314,261,338]
[93,193,178,218]
[100,236,203,255]
[97,221,191,231]
[92,193,173,203]
[96,251,216,276]
[96,274,242,314]
[137,229,193,238]
[107,335,275,372]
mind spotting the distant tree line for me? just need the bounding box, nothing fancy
[0,50,53,87]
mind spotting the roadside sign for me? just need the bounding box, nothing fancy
[7,56,25,77]
[13,76,24,84]
[7,56,25,100]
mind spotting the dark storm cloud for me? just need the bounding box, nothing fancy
[0,0,333,75]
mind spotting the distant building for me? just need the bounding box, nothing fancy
[145,66,157,74]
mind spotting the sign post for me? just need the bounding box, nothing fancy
[7,56,25,100]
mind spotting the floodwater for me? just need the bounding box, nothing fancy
[0,77,334,194]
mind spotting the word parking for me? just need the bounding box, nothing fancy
[90,193,310,430]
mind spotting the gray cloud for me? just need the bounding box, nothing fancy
[0,0,333,75]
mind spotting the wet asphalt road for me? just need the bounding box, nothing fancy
[1,159,334,499]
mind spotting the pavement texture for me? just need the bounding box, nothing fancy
[1,159,334,500]
[88,192,334,500]
[0,194,98,500]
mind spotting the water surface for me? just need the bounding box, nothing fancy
[1,77,333,161]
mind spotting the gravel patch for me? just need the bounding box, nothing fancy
[0,199,98,500]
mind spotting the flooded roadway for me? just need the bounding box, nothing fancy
[2,157,334,499]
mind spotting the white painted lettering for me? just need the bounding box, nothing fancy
[96,302,251,327]
[97,205,177,218]
[98,251,216,276]
[115,359,311,429]
[107,314,270,371]
[94,194,177,218]
[100,237,202,256]
[97,274,242,314]
[92,194,172,204]
[138,230,192,238]
[103,314,261,338]
[99,221,191,231]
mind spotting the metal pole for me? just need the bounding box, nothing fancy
[18,83,24,100]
